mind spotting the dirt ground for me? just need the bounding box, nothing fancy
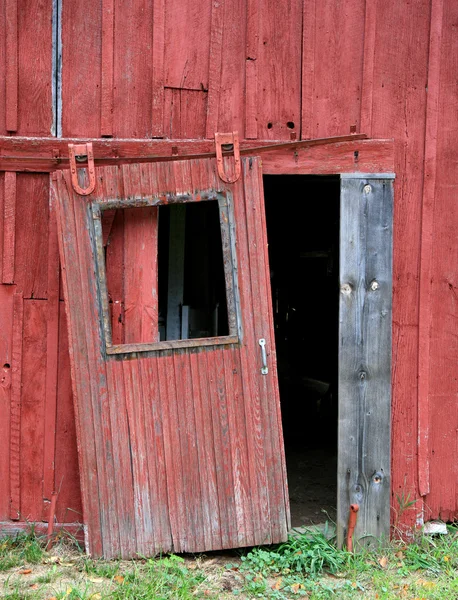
[286,448,337,528]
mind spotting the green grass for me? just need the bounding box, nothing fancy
[1,524,458,599]
[0,530,45,572]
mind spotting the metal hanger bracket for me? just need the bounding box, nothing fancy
[68,142,96,196]
[215,132,241,184]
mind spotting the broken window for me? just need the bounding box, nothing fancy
[93,192,240,354]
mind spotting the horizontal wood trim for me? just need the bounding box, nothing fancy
[0,521,84,543]
[0,137,395,174]
[106,335,240,355]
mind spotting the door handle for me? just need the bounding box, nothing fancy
[259,339,268,375]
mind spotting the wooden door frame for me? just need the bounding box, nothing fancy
[262,170,394,549]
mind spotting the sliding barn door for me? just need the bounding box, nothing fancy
[52,157,289,558]
[338,174,394,548]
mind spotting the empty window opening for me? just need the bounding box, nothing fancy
[264,175,340,530]
[99,198,232,350]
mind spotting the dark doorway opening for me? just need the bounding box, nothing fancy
[263,175,340,529]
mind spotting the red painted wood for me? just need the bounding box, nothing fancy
[42,192,60,518]
[0,137,395,174]
[2,172,16,284]
[417,0,444,499]
[0,286,14,519]
[151,0,166,137]
[0,521,84,541]
[257,0,302,140]
[20,300,47,521]
[14,174,49,299]
[371,0,431,527]
[360,0,377,136]
[5,0,18,132]
[9,292,23,520]
[245,0,259,139]
[163,89,208,139]
[53,158,289,556]
[206,0,225,138]
[100,0,115,137]
[54,308,82,524]
[426,0,458,520]
[17,0,53,135]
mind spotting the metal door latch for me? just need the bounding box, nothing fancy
[259,338,268,375]
[68,142,96,196]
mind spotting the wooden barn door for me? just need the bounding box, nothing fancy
[337,174,394,548]
[52,157,289,558]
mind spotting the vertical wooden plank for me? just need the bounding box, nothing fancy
[61,0,102,136]
[301,0,316,139]
[2,172,16,285]
[113,0,154,138]
[152,0,166,137]
[256,0,302,140]
[54,308,83,523]
[0,286,14,519]
[9,292,23,520]
[360,0,377,135]
[338,176,393,548]
[5,0,18,132]
[139,358,172,551]
[166,205,186,340]
[42,192,60,518]
[101,0,115,137]
[417,0,444,499]
[205,0,225,138]
[54,172,103,555]
[14,174,49,299]
[20,300,47,521]
[245,0,259,139]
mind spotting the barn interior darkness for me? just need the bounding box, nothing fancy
[263,175,340,528]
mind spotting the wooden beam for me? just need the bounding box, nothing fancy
[337,175,394,548]
[0,136,395,174]
[5,0,18,132]
[2,172,16,284]
[100,0,115,137]
[10,292,23,520]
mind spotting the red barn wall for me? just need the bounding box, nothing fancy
[0,0,456,529]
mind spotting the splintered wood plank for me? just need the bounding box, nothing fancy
[20,300,47,521]
[0,286,14,519]
[54,309,83,523]
[5,0,18,132]
[13,174,49,298]
[257,0,302,140]
[9,292,23,520]
[337,176,393,548]
[100,0,115,136]
[61,0,101,136]
[42,193,60,518]
[151,0,165,136]
[2,172,16,285]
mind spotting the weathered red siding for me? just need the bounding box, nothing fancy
[0,0,456,532]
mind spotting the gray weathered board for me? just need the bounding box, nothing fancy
[337,174,394,548]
